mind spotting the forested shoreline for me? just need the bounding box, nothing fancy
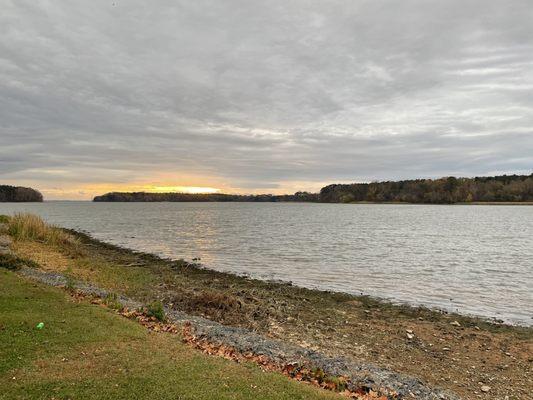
[319,174,533,204]
[93,191,318,202]
[0,185,43,202]
[93,174,533,204]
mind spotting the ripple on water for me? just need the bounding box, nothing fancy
[0,201,532,325]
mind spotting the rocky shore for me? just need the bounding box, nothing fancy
[1,217,531,399]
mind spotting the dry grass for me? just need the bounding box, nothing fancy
[7,213,80,252]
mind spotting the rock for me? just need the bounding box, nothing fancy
[406,329,414,334]
[450,321,461,327]
[406,333,415,340]
[480,385,490,393]
[0,235,12,247]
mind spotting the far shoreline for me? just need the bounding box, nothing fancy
[28,200,533,205]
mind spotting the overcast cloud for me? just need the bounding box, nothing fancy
[1,0,532,199]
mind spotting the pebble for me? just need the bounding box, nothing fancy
[480,385,490,393]
[450,321,461,327]
[406,333,415,340]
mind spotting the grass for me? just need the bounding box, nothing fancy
[0,271,339,400]
[6,213,80,252]
[0,253,39,271]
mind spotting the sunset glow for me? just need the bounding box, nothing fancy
[150,186,220,194]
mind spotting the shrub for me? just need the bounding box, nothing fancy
[147,301,166,322]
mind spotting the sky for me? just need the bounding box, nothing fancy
[1,1,532,200]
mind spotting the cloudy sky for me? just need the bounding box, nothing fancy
[1,1,532,199]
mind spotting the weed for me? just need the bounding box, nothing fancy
[64,275,76,291]
[104,292,123,310]
[147,301,166,322]
[323,376,347,392]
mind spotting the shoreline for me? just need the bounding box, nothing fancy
[67,229,532,330]
[79,231,530,327]
[1,217,532,399]
[5,200,533,205]
[4,199,533,208]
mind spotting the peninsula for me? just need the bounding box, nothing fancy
[0,185,43,202]
[93,174,533,204]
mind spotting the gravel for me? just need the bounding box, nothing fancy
[17,266,460,400]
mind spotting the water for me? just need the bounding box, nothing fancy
[1,201,531,325]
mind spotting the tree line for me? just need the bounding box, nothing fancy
[93,191,319,202]
[0,185,43,202]
[319,174,533,203]
[93,174,533,204]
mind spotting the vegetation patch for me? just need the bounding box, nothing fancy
[0,271,340,400]
[7,213,81,254]
[0,252,39,270]
[146,300,166,322]
[104,292,124,310]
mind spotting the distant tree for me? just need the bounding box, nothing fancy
[0,185,43,202]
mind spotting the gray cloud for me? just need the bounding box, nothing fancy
[1,0,532,198]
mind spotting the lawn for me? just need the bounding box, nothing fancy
[0,270,339,400]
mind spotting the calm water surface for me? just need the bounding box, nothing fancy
[1,202,531,325]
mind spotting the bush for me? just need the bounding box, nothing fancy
[147,301,165,322]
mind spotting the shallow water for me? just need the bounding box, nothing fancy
[1,201,532,325]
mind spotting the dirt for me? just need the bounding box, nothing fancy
[9,230,533,399]
[17,266,459,399]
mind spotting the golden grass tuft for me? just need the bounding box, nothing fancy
[7,213,80,251]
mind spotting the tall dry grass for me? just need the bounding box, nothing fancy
[7,213,80,250]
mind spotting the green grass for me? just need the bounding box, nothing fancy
[0,271,339,400]
[146,300,166,322]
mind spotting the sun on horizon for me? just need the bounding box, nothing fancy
[148,186,220,194]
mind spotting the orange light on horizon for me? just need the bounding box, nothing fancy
[149,186,220,194]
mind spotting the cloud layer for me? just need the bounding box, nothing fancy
[1,0,532,199]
